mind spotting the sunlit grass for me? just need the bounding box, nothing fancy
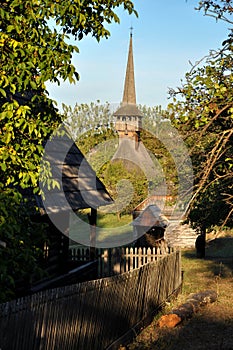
[97,213,132,227]
[180,233,233,298]
[69,211,134,246]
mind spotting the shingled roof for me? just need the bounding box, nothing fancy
[132,204,169,229]
[37,128,112,215]
[113,103,143,117]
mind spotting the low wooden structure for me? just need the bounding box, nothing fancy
[132,202,169,248]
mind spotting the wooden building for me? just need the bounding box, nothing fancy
[29,127,112,286]
[132,201,169,248]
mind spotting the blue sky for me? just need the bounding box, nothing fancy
[46,0,230,110]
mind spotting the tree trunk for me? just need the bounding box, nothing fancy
[158,290,217,328]
[195,228,206,258]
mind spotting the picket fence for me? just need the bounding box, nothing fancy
[0,250,181,350]
[70,240,172,277]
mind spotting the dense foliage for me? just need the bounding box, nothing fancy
[0,0,136,301]
[140,108,179,200]
[169,4,233,231]
[100,160,148,217]
[1,0,136,190]
[0,189,45,301]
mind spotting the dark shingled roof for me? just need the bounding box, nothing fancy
[36,128,113,215]
[132,205,169,229]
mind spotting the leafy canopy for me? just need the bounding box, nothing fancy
[0,0,137,191]
[166,0,233,232]
[197,0,233,24]
[169,47,233,231]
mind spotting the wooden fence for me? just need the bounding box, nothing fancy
[70,240,173,277]
[0,250,181,350]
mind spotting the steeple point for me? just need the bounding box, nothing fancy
[122,30,136,105]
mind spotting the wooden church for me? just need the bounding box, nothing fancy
[113,31,169,247]
[114,30,143,146]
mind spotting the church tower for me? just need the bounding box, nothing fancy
[114,30,143,145]
[112,30,167,210]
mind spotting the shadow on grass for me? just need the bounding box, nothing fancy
[150,313,233,350]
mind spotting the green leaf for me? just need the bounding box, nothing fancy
[30,81,37,89]
[1,163,7,171]
[0,88,6,97]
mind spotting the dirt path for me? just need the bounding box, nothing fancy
[126,242,233,350]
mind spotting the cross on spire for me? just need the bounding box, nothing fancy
[130,26,133,37]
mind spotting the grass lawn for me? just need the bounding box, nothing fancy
[69,211,134,247]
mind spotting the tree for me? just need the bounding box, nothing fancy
[100,160,148,218]
[63,101,115,140]
[197,0,233,24]
[139,105,166,133]
[0,0,137,301]
[0,189,45,302]
[169,49,233,232]
[1,0,137,191]
[140,107,180,201]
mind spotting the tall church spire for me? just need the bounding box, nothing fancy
[114,30,143,142]
[122,30,136,105]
